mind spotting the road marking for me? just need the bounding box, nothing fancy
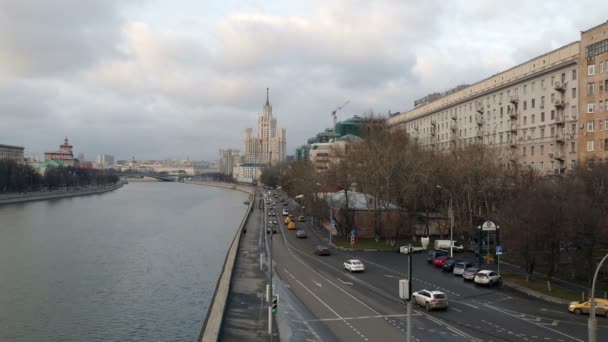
[308,313,416,322]
[313,280,323,288]
[450,300,479,309]
[540,308,568,315]
[383,274,399,279]
[450,307,463,313]
[337,278,354,285]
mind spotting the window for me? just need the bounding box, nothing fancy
[540,161,544,171]
[531,146,535,156]
[571,142,576,153]
[541,145,545,154]
[524,85,527,95]
[551,110,555,120]
[523,101,527,110]
[540,128,545,138]
[601,100,605,112]
[531,114,535,124]
[588,82,595,95]
[541,112,545,122]
[523,146,527,155]
[601,139,605,151]
[541,96,545,108]
[589,65,596,76]
[588,140,594,152]
[588,102,596,113]
[572,105,578,117]
[588,120,595,132]
[524,116,527,125]
[531,82,535,92]
[601,83,605,93]
[573,69,577,80]
[601,61,605,73]
[541,79,545,89]
[572,88,577,98]
[601,120,605,131]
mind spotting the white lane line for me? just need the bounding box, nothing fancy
[485,304,583,342]
[308,313,419,322]
[450,307,463,313]
[313,280,323,288]
[540,308,568,315]
[384,274,399,279]
[337,278,354,285]
[450,300,479,309]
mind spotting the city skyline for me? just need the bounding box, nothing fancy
[2,1,608,160]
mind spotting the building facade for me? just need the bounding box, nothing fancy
[96,154,115,168]
[218,148,240,175]
[579,22,608,165]
[0,144,25,162]
[44,138,78,167]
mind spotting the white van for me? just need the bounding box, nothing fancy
[434,240,464,252]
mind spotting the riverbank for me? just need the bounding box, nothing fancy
[187,180,259,342]
[0,182,125,205]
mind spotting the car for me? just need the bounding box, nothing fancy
[282,209,289,216]
[287,221,296,230]
[427,250,447,264]
[288,213,294,219]
[266,225,277,234]
[284,217,291,225]
[453,261,474,276]
[296,230,307,238]
[283,203,288,207]
[272,220,277,225]
[568,299,608,316]
[344,259,365,272]
[462,267,480,281]
[442,258,458,272]
[298,215,305,222]
[474,270,502,286]
[314,245,331,256]
[412,290,448,311]
[268,211,275,217]
[433,256,451,267]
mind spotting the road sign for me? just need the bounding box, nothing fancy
[331,218,337,226]
[350,229,356,237]
[350,234,355,246]
[496,246,503,255]
[480,220,498,231]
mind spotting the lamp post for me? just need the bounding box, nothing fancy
[589,252,608,342]
[436,185,454,258]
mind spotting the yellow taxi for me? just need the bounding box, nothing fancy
[284,217,291,225]
[287,221,296,230]
[298,216,305,222]
[288,213,294,219]
[568,298,608,316]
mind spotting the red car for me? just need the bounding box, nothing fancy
[433,256,452,267]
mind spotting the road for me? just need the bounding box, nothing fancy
[261,190,608,341]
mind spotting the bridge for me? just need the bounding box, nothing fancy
[118,173,189,182]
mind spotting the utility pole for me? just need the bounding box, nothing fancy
[407,244,412,342]
[589,252,608,342]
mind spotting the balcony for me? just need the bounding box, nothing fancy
[555,113,565,125]
[509,138,517,148]
[475,115,484,126]
[475,128,483,138]
[509,95,519,104]
[475,101,484,114]
[430,127,436,136]
[553,151,565,161]
[509,109,518,119]
[555,133,565,143]
[554,98,565,108]
[554,81,566,92]
[509,123,518,133]
[450,122,457,131]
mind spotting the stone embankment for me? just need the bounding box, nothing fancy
[187,181,256,342]
[0,182,125,205]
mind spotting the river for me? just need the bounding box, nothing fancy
[0,182,249,342]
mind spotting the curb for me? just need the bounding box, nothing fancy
[502,280,571,305]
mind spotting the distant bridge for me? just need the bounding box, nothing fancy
[118,173,189,182]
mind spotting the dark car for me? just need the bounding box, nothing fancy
[442,258,458,272]
[296,230,307,238]
[314,245,331,256]
[427,250,448,264]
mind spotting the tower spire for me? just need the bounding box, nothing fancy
[266,88,270,106]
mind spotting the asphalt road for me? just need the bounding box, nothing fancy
[261,191,608,341]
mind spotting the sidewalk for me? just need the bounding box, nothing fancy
[219,199,278,341]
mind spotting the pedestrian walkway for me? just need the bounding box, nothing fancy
[219,197,278,341]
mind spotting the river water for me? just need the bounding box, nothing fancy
[0,182,249,342]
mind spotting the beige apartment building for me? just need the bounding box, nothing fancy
[387,25,608,173]
[579,22,608,165]
[0,144,25,162]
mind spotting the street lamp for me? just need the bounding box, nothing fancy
[588,252,608,342]
[436,185,454,258]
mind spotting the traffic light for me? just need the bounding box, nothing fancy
[271,294,279,315]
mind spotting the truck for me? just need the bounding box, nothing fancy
[434,240,464,252]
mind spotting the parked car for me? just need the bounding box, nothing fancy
[298,215,305,222]
[474,270,502,286]
[453,261,474,276]
[344,259,365,272]
[568,299,608,316]
[462,267,480,281]
[282,209,289,216]
[442,258,458,272]
[314,245,331,256]
[427,250,448,264]
[296,230,307,238]
[412,290,448,311]
[433,256,451,268]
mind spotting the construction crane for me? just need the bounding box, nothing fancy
[331,100,350,131]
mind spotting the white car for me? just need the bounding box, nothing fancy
[344,259,365,272]
[412,290,449,311]
[282,209,289,216]
[474,270,502,286]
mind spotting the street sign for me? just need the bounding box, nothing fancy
[496,246,503,255]
[350,229,356,237]
[331,218,337,226]
[480,220,498,231]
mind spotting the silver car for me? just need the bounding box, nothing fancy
[412,290,448,311]
[453,261,473,276]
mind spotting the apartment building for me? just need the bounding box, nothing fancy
[0,144,25,162]
[579,22,608,165]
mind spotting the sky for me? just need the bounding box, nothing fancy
[1,0,607,161]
